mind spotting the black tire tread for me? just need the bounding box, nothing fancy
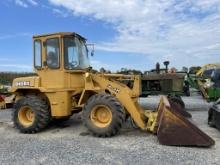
[168,96,185,109]
[82,93,125,137]
[208,109,216,127]
[12,96,50,133]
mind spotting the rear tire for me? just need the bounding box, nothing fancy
[82,93,125,137]
[167,95,192,117]
[168,95,185,109]
[12,96,51,133]
[208,109,215,127]
[183,80,190,96]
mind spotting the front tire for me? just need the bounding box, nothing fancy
[12,96,51,133]
[82,93,126,137]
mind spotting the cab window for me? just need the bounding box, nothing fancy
[64,37,90,70]
[46,38,60,69]
[34,40,42,68]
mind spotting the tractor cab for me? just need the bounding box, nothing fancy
[34,32,90,71]
[33,32,91,88]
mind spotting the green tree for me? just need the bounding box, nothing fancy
[0,72,36,85]
[189,66,201,74]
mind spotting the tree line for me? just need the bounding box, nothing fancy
[0,66,201,85]
[0,72,36,85]
[99,66,201,75]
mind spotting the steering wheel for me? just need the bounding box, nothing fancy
[68,61,79,68]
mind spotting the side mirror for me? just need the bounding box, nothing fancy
[91,50,94,57]
[86,44,95,57]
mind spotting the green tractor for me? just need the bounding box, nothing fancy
[141,61,189,109]
[188,65,220,131]
[199,68,220,102]
[187,65,220,102]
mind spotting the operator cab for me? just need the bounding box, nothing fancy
[33,32,90,71]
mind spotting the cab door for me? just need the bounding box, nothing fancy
[34,35,65,88]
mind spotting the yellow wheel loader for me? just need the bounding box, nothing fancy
[11,32,214,147]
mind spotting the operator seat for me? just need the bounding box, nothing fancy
[47,51,58,68]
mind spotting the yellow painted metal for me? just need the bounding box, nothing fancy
[10,32,157,131]
[197,80,209,99]
[144,110,158,132]
[9,32,152,130]
[18,106,35,127]
[196,63,220,77]
[0,101,6,109]
[151,96,171,133]
[10,33,86,117]
[45,91,72,116]
[90,105,112,128]
[9,32,215,147]
[91,73,149,129]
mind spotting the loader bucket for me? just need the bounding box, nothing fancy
[154,96,215,147]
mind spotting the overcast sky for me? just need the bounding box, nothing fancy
[0,0,220,72]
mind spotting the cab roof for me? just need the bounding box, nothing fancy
[33,32,86,41]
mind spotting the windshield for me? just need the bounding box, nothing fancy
[211,68,220,82]
[203,69,214,78]
[64,37,90,70]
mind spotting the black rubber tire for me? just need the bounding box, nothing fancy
[82,93,125,137]
[208,109,215,127]
[184,89,190,97]
[183,81,190,96]
[168,96,185,109]
[12,96,51,133]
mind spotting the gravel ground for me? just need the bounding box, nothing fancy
[0,96,220,165]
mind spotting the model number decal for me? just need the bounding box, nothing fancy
[107,84,120,94]
[16,81,31,87]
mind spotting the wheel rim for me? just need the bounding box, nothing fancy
[18,106,35,127]
[90,105,112,128]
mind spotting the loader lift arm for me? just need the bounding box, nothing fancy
[91,73,154,130]
[90,73,215,147]
[196,63,220,77]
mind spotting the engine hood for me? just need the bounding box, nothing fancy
[10,76,40,92]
